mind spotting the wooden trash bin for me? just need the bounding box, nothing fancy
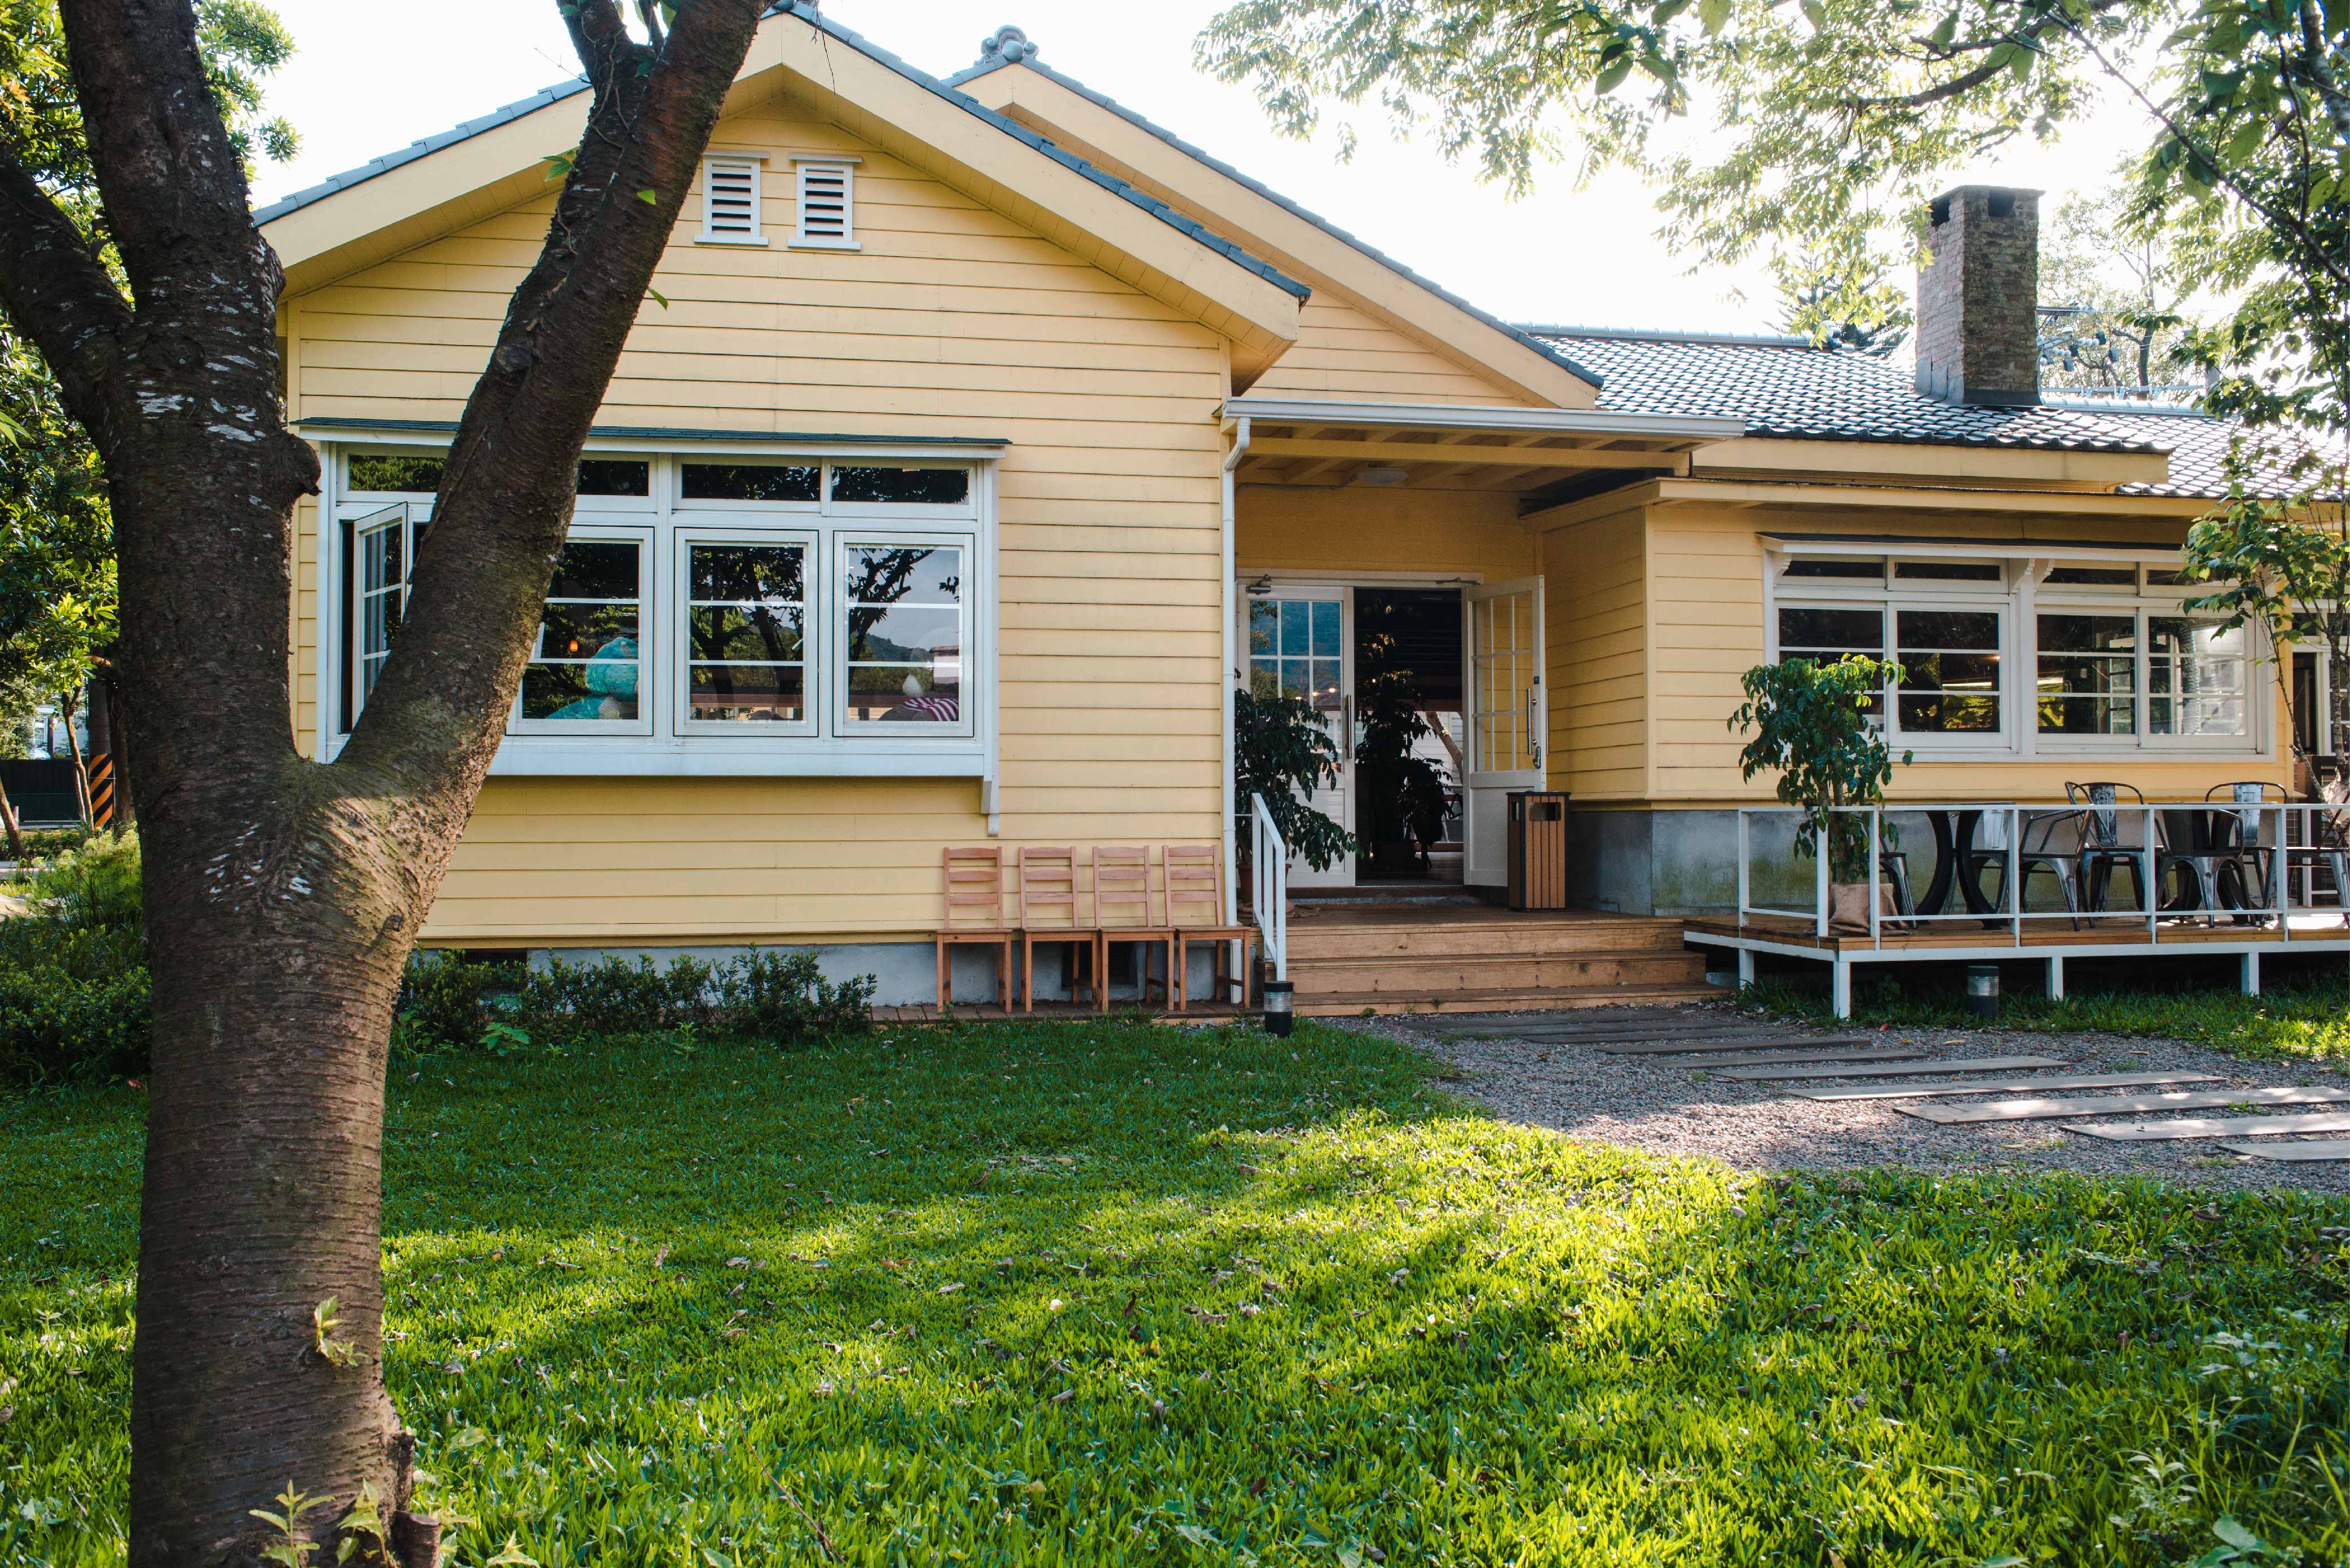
[1506,791,1569,911]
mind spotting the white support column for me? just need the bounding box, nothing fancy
[2047,955,2065,1000]
[1831,957,1852,1020]
[1737,948,1756,988]
[2241,951,2261,997]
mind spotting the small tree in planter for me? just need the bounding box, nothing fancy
[1236,683,1354,878]
[1731,658,1910,927]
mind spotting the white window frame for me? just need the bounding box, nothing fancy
[346,501,427,730]
[673,526,819,739]
[1768,557,2016,753]
[312,438,1000,780]
[834,529,977,740]
[1763,541,2273,763]
[696,151,768,246]
[791,154,861,251]
[506,523,655,739]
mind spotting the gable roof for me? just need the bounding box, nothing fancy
[1527,327,2320,498]
[254,2,1307,377]
[946,42,1602,399]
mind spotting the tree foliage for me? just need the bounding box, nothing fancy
[1236,684,1355,872]
[2037,186,2196,393]
[1730,658,1909,880]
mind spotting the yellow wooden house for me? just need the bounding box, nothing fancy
[259,5,2322,1012]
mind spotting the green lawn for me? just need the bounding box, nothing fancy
[1739,974,2350,1065]
[4,1019,2348,1567]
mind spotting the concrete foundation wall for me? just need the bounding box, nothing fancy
[526,941,1222,1009]
[1571,806,1822,916]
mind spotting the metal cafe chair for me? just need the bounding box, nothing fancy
[1977,803,2094,929]
[2289,761,2350,926]
[2204,781,2289,922]
[2066,780,2159,917]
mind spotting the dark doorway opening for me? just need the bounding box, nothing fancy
[1353,588,1465,882]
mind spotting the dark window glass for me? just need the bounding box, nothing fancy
[2037,612,2136,734]
[2144,568,2186,586]
[681,462,819,502]
[546,540,641,600]
[349,453,444,492]
[2044,566,2137,586]
[1782,558,1881,580]
[577,459,650,497]
[1777,607,1884,655]
[1895,609,2002,733]
[829,465,969,505]
[1894,560,2001,581]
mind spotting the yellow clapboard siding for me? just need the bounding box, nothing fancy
[1544,507,1646,796]
[1249,296,1535,407]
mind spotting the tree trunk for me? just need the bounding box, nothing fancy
[0,3,772,1561]
[0,771,24,861]
[60,684,91,826]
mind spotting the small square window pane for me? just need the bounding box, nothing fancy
[1249,602,1278,657]
[349,453,444,492]
[1779,607,1882,653]
[1279,599,1306,654]
[522,655,638,722]
[691,543,803,601]
[1311,601,1341,657]
[538,603,638,657]
[690,606,804,663]
[846,664,959,723]
[1311,659,1342,708]
[1898,693,2000,732]
[576,459,650,497]
[548,541,640,600]
[1897,610,2000,650]
[689,663,805,723]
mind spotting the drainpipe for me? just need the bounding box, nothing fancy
[1220,417,1251,926]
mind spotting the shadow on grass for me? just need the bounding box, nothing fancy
[3,1019,2348,1566]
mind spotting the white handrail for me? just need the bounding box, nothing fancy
[1250,792,1289,982]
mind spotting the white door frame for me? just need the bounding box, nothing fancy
[1463,575,1547,890]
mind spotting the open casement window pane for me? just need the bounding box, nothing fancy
[2150,618,2248,736]
[353,507,410,709]
[1470,592,1536,771]
[1895,609,2001,734]
[522,540,642,722]
[844,544,962,724]
[1247,598,1341,709]
[687,543,808,723]
[2038,613,2137,735]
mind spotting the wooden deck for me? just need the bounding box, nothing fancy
[1686,910,2350,955]
[1285,899,1721,1014]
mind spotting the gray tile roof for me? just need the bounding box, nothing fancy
[1525,327,2320,500]
[251,2,1308,303]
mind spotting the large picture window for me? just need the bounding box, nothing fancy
[1769,547,2264,758]
[327,447,991,771]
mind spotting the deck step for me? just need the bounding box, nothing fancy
[1294,981,1727,1017]
[1288,952,1708,996]
[1287,920,1690,961]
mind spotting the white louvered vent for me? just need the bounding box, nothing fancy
[698,153,766,245]
[793,157,860,250]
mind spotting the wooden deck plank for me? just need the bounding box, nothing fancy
[1717,1054,2068,1082]
[1791,1071,2222,1102]
[2070,1111,2350,1142]
[2220,1138,2350,1161]
[1902,1086,2350,1125]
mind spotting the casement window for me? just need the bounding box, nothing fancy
[324,446,993,776]
[792,156,859,249]
[1767,546,2263,757]
[697,153,766,245]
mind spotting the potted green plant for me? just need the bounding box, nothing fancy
[1730,657,1910,932]
[1234,683,1354,882]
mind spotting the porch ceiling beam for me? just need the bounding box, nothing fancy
[1245,438,1688,470]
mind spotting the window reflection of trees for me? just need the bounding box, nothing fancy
[846,546,958,656]
[689,545,804,710]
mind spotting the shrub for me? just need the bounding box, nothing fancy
[0,831,148,1086]
[392,947,875,1054]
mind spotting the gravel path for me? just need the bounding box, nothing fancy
[1331,1005,2350,1195]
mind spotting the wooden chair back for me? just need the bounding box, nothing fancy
[1092,845,1158,928]
[941,846,1008,930]
[1018,846,1083,932]
[1164,845,1224,926]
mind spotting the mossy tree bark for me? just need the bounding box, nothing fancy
[0,2,769,1562]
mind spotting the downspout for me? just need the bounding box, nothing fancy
[1220,416,1250,925]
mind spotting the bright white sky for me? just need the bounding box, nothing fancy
[249,1,2152,334]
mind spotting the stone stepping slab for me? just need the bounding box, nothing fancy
[1717,1055,2069,1083]
[1904,1086,2350,1125]
[2071,1111,2350,1142]
[1598,1035,1875,1056]
[2220,1139,2350,1161]
[1791,1071,2221,1103]
[1682,1046,1932,1069]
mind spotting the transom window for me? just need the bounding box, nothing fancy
[329,448,989,763]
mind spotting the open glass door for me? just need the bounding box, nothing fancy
[1245,586,1353,888]
[1463,576,1545,887]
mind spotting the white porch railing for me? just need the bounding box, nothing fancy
[1732,800,2350,947]
[1250,792,1288,982]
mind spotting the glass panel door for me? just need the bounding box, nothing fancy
[1464,577,1545,887]
[1245,585,1352,889]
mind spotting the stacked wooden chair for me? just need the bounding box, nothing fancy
[933,843,1262,1013]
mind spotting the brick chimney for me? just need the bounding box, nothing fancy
[1915,185,2041,407]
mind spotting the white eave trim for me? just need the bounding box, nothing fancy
[1218,396,1749,445]
[1763,535,2184,562]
